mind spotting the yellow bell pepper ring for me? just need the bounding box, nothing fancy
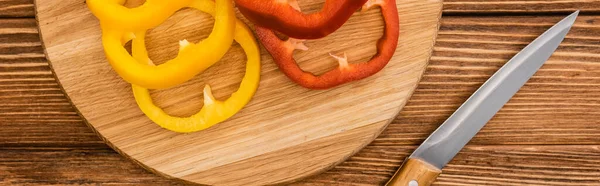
[131,0,261,133]
[88,0,236,89]
[87,0,193,31]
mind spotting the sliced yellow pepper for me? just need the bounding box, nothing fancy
[87,0,236,89]
[131,0,261,133]
[87,0,193,31]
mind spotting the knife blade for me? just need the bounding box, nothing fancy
[386,11,579,186]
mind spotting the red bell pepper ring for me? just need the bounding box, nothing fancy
[255,0,399,89]
[235,0,369,39]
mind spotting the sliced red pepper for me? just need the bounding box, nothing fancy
[255,0,399,89]
[235,0,368,39]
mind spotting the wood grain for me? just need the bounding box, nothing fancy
[0,147,190,185]
[0,0,33,18]
[1,146,598,185]
[1,0,599,185]
[34,0,441,185]
[0,18,103,148]
[298,145,600,185]
[444,0,600,14]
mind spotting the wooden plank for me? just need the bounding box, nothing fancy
[1,146,597,185]
[299,145,600,185]
[0,18,101,147]
[0,0,34,18]
[444,0,600,14]
[0,147,188,185]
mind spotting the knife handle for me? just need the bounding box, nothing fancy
[386,158,442,186]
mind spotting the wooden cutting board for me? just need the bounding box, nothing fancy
[35,0,442,185]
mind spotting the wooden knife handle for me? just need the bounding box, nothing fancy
[386,158,442,186]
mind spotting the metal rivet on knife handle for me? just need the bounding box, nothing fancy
[386,158,441,186]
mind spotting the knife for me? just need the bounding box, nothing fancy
[386,11,579,186]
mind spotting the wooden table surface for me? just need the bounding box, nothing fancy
[1,0,599,185]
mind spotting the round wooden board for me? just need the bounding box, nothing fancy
[35,0,442,185]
